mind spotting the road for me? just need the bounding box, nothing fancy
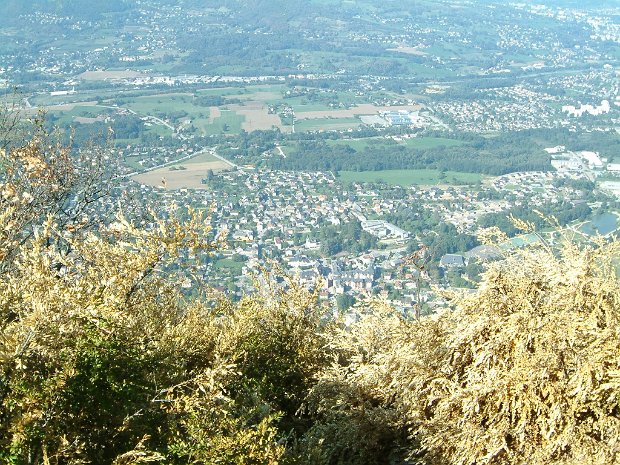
[211,151,239,169]
[116,148,237,180]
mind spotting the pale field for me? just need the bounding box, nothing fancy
[386,46,428,56]
[294,103,423,120]
[298,122,361,131]
[208,106,222,124]
[78,70,144,80]
[236,91,281,102]
[74,116,106,124]
[22,101,98,115]
[133,160,231,189]
[228,102,288,132]
[135,92,193,98]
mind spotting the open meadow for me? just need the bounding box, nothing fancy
[132,151,233,189]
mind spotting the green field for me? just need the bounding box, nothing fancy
[214,258,245,273]
[282,98,335,112]
[125,94,194,114]
[185,151,219,164]
[203,110,245,135]
[326,138,378,151]
[121,94,246,135]
[338,169,482,186]
[52,105,108,125]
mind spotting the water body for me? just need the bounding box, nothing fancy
[579,213,618,236]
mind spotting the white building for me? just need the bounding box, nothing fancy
[581,151,603,169]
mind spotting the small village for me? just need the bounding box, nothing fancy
[103,139,617,314]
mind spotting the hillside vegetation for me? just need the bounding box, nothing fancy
[1,124,619,465]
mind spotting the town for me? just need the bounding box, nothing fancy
[2,0,619,314]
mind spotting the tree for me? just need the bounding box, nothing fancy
[336,294,356,312]
[321,237,342,256]
[0,110,118,272]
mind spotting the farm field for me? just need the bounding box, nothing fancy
[26,82,435,140]
[279,136,465,156]
[338,169,482,186]
[30,83,429,136]
[131,151,233,189]
[49,105,110,125]
[202,109,246,135]
[124,94,195,114]
[294,117,361,132]
[228,102,287,132]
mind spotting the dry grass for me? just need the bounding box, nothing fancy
[132,160,231,189]
[236,91,281,102]
[387,46,428,56]
[208,106,222,124]
[74,116,106,124]
[228,102,287,132]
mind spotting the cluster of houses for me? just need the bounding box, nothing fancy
[119,140,610,307]
[431,67,617,133]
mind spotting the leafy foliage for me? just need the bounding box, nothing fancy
[311,240,620,464]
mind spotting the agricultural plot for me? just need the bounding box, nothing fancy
[34,85,429,137]
[120,94,249,135]
[229,102,288,132]
[387,46,428,56]
[196,87,245,97]
[49,104,109,125]
[124,94,194,114]
[132,152,233,189]
[202,110,245,135]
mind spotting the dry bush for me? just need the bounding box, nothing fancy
[214,273,330,430]
[291,303,413,465]
[315,239,620,465]
[0,111,292,464]
[0,209,291,464]
[405,239,620,465]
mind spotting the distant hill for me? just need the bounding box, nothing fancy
[0,0,129,24]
